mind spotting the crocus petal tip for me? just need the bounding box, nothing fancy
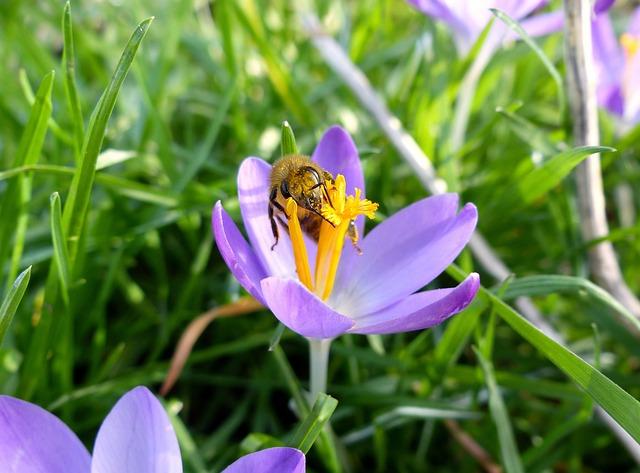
[221,447,305,473]
[92,385,183,473]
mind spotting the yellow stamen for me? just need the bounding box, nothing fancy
[283,174,379,301]
[286,198,314,291]
[621,33,639,58]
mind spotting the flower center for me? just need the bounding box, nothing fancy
[621,33,639,59]
[285,174,378,300]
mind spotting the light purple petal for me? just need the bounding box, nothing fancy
[238,158,298,279]
[629,6,640,36]
[0,396,91,473]
[91,387,182,473]
[212,201,267,304]
[408,0,549,53]
[623,50,640,124]
[407,0,471,32]
[312,126,366,238]
[260,277,355,339]
[350,273,480,335]
[333,195,477,317]
[333,193,460,293]
[407,0,486,53]
[519,11,564,37]
[510,0,548,20]
[222,447,305,473]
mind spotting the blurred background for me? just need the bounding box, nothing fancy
[1,0,640,471]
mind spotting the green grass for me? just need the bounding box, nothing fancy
[1,1,640,472]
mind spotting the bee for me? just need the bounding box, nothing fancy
[269,154,334,250]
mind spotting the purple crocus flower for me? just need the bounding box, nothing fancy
[406,1,616,55]
[212,126,479,340]
[592,6,640,125]
[406,0,557,54]
[0,386,305,473]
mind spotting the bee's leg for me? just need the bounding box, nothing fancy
[304,199,335,227]
[269,188,284,251]
[323,182,334,208]
[323,172,335,208]
[347,219,363,255]
[309,180,335,209]
[269,203,280,251]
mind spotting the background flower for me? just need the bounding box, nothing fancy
[406,0,555,54]
[0,386,182,473]
[0,387,305,473]
[592,6,640,125]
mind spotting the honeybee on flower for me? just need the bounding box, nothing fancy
[213,125,479,340]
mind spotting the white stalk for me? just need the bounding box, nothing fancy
[308,337,332,402]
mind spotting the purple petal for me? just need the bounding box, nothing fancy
[238,158,297,279]
[222,447,305,473]
[519,11,564,37]
[350,273,480,335]
[312,125,365,199]
[594,0,615,14]
[0,396,91,473]
[260,277,355,339]
[91,387,182,473]
[598,83,625,116]
[212,202,267,304]
[592,13,624,88]
[312,126,366,238]
[332,195,477,317]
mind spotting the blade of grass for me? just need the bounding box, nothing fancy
[0,164,178,207]
[447,264,640,442]
[233,0,312,125]
[341,406,481,445]
[5,175,32,294]
[19,18,153,399]
[49,192,71,307]
[474,347,525,473]
[0,266,32,345]
[0,71,54,290]
[291,392,339,454]
[173,79,237,192]
[272,346,341,473]
[490,8,565,114]
[495,146,614,214]
[502,274,640,333]
[166,399,208,473]
[62,16,153,265]
[431,299,487,375]
[18,69,72,145]
[62,1,84,161]
[496,106,559,156]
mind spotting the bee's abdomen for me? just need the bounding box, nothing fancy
[299,211,322,241]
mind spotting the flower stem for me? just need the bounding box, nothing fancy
[308,337,332,402]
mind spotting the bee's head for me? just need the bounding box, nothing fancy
[283,165,325,211]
